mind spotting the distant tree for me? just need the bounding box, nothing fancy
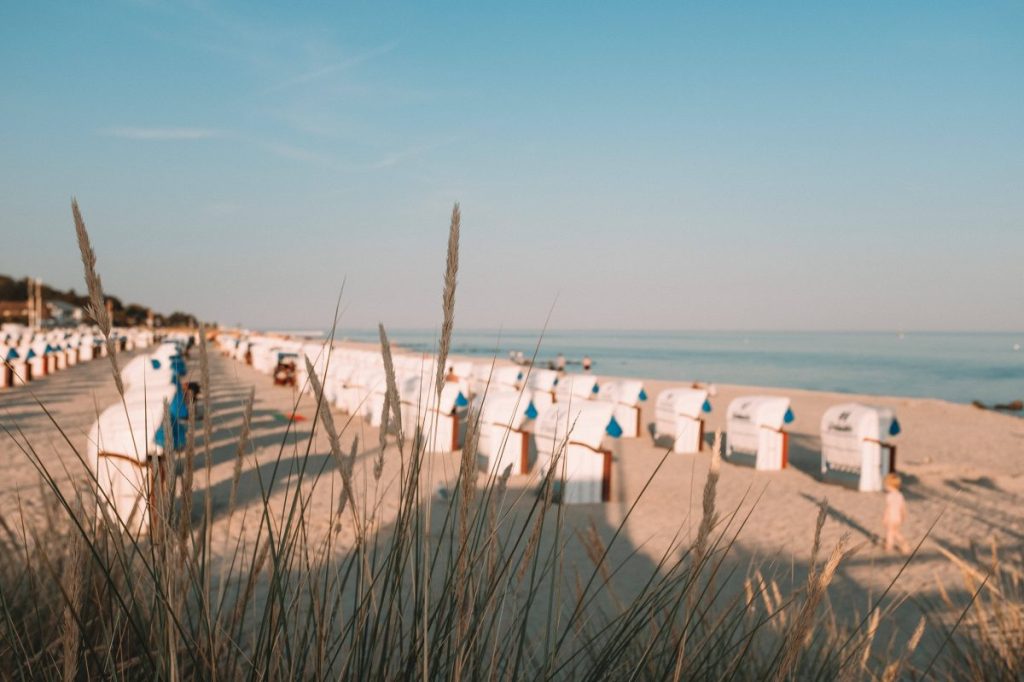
[0,271,196,329]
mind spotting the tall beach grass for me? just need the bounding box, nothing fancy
[0,199,1016,679]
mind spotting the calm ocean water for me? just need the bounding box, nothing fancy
[333,330,1023,405]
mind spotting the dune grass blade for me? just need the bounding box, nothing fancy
[435,202,460,395]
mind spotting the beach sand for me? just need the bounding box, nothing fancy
[3,343,1023,636]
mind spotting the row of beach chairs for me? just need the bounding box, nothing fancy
[1,326,155,389]
[219,334,901,503]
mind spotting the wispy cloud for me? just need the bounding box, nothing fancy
[265,40,400,93]
[261,141,334,164]
[101,126,221,140]
[372,136,461,169]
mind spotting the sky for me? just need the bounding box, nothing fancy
[1,1,1022,332]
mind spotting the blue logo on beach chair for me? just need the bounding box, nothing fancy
[26,349,36,359]
[606,416,623,438]
[456,391,469,408]
[516,371,524,382]
[5,349,18,361]
[784,407,794,424]
[638,388,647,401]
[889,419,901,436]
[591,383,599,394]
[151,359,161,370]
[525,401,538,419]
[702,399,712,413]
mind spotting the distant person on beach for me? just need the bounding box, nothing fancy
[445,366,459,383]
[582,355,592,372]
[555,353,566,373]
[883,472,909,553]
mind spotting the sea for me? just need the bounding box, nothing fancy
[329,330,1023,406]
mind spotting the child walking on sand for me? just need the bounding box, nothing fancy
[883,472,910,553]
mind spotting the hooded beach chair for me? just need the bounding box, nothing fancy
[595,379,648,438]
[725,396,794,470]
[532,401,621,504]
[478,390,533,475]
[525,368,560,414]
[554,373,599,405]
[653,388,711,454]
[87,385,180,534]
[398,373,470,453]
[820,403,900,492]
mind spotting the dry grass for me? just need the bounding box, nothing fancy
[0,199,1017,680]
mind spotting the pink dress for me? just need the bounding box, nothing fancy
[883,490,905,527]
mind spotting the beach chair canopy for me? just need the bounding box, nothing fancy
[554,374,599,404]
[89,391,174,463]
[400,375,468,415]
[120,354,176,390]
[655,388,711,421]
[821,403,900,449]
[727,396,793,431]
[597,379,647,407]
[471,364,523,392]
[479,390,531,430]
[534,401,617,451]
[526,369,559,392]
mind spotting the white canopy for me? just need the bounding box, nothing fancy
[88,387,177,464]
[399,375,468,417]
[526,369,559,393]
[597,379,646,407]
[480,390,531,430]
[655,388,709,421]
[727,396,791,433]
[120,354,176,391]
[534,401,616,452]
[470,364,522,395]
[554,374,598,404]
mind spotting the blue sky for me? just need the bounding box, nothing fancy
[1,1,1021,331]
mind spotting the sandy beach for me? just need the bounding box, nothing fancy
[4,340,1022,643]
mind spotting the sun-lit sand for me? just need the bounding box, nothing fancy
[3,341,1022,636]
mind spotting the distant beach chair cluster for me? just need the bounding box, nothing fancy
[1,325,153,388]
[218,333,902,504]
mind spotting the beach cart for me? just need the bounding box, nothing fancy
[273,354,298,387]
[820,403,900,492]
[725,396,794,470]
